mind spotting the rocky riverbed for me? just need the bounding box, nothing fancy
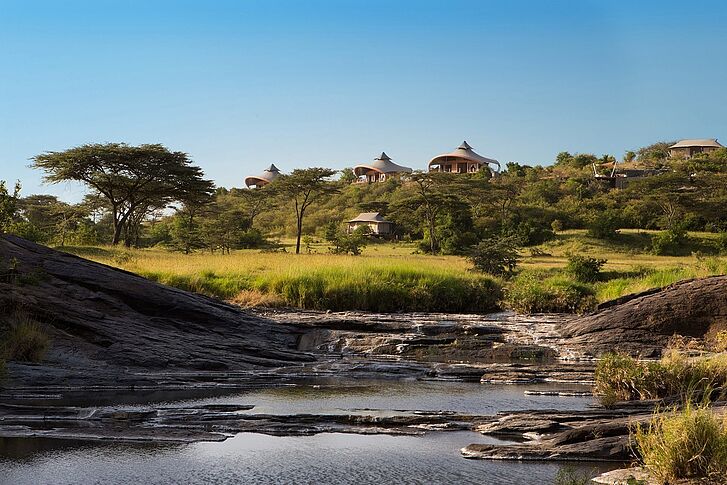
[3,235,727,484]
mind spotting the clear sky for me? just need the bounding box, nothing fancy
[2,0,727,202]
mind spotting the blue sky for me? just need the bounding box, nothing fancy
[2,0,726,201]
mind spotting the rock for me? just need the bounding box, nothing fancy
[562,276,727,356]
[0,235,314,389]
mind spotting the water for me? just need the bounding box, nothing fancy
[0,380,618,484]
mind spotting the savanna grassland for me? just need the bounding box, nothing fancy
[61,229,727,313]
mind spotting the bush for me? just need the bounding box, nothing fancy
[651,227,690,256]
[633,401,727,482]
[594,353,668,403]
[327,227,369,256]
[3,318,50,362]
[553,466,597,485]
[712,331,727,353]
[587,212,620,240]
[505,272,596,314]
[715,232,727,254]
[565,254,606,282]
[467,236,519,277]
[551,219,564,233]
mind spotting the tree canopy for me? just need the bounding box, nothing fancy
[32,143,214,246]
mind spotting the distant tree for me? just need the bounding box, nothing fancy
[338,167,357,184]
[391,172,463,254]
[623,151,636,163]
[636,141,675,165]
[275,168,339,254]
[467,236,520,277]
[17,195,88,245]
[0,180,21,233]
[232,185,276,228]
[32,143,214,246]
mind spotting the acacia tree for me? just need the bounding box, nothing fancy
[32,143,214,246]
[274,168,338,254]
[391,172,464,254]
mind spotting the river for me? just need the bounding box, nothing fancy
[0,379,618,484]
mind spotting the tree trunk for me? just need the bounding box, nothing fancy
[295,217,303,254]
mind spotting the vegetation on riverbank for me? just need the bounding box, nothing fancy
[56,230,727,313]
[594,352,727,404]
[1,311,50,364]
[634,401,727,482]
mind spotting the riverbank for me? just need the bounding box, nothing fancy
[57,230,727,314]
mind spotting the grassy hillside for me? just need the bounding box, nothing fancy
[60,230,726,313]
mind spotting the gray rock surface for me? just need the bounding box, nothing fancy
[0,235,313,388]
[562,276,727,357]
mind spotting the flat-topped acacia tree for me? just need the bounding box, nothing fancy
[273,167,338,254]
[32,143,214,246]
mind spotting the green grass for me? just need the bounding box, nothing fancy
[594,352,727,404]
[58,230,726,313]
[633,401,727,482]
[143,265,502,313]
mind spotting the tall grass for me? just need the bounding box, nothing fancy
[594,352,727,403]
[2,316,50,363]
[144,265,502,313]
[505,271,597,314]
[633,401,727,482]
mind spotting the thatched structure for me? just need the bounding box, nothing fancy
[428,141,500,174]
[353,152,412,183]
[669,139,723,158]
[244,164,281,188]
[347,212,393,235]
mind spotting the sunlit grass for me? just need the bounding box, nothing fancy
[59,230,726,311]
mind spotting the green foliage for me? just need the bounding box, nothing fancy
[328,226,369,256]
[565,254,606,282]
[505,272,596,313]
[144,266,502,313]
[0,180,21,233]
[633,401,727,482]
[551,219,563,232]
[651,226,690,256]
[467,236,519,276]
[594,352,727,403]
[31,143,214,246]
[587,211,620,240]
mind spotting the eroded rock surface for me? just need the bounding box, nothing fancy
[0,235,313,389]
[562,276,727,357]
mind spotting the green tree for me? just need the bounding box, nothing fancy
[0,181,21,233]
[32,143,214,246]
[274,167,339,254]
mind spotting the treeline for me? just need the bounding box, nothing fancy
[2,141,727,255]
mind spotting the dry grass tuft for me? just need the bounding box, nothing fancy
[231,290,287,308]
[3,314,50,363]
[633,401,727,482]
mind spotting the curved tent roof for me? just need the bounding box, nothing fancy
[245,164,281,188]
[353,152,413,176]
[669,139,723,149]
[428,141,501,172]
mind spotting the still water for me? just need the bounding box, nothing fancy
[0,380,617,484]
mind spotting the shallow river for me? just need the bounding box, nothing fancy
[0,380,617,484]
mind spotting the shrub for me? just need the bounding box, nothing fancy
[651,227,690,256]
[505,272,596,314]
[712,331,727,353]
[3,319,50,363]
[715,232,727,254]
[587,212,620,240]
[565,254,606,282]
[594,352,727,403]
[467,236,519,277]
[550,219,563,233]
[633,401,727,482]
[594,353,668,402]
[553,466,596,485]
